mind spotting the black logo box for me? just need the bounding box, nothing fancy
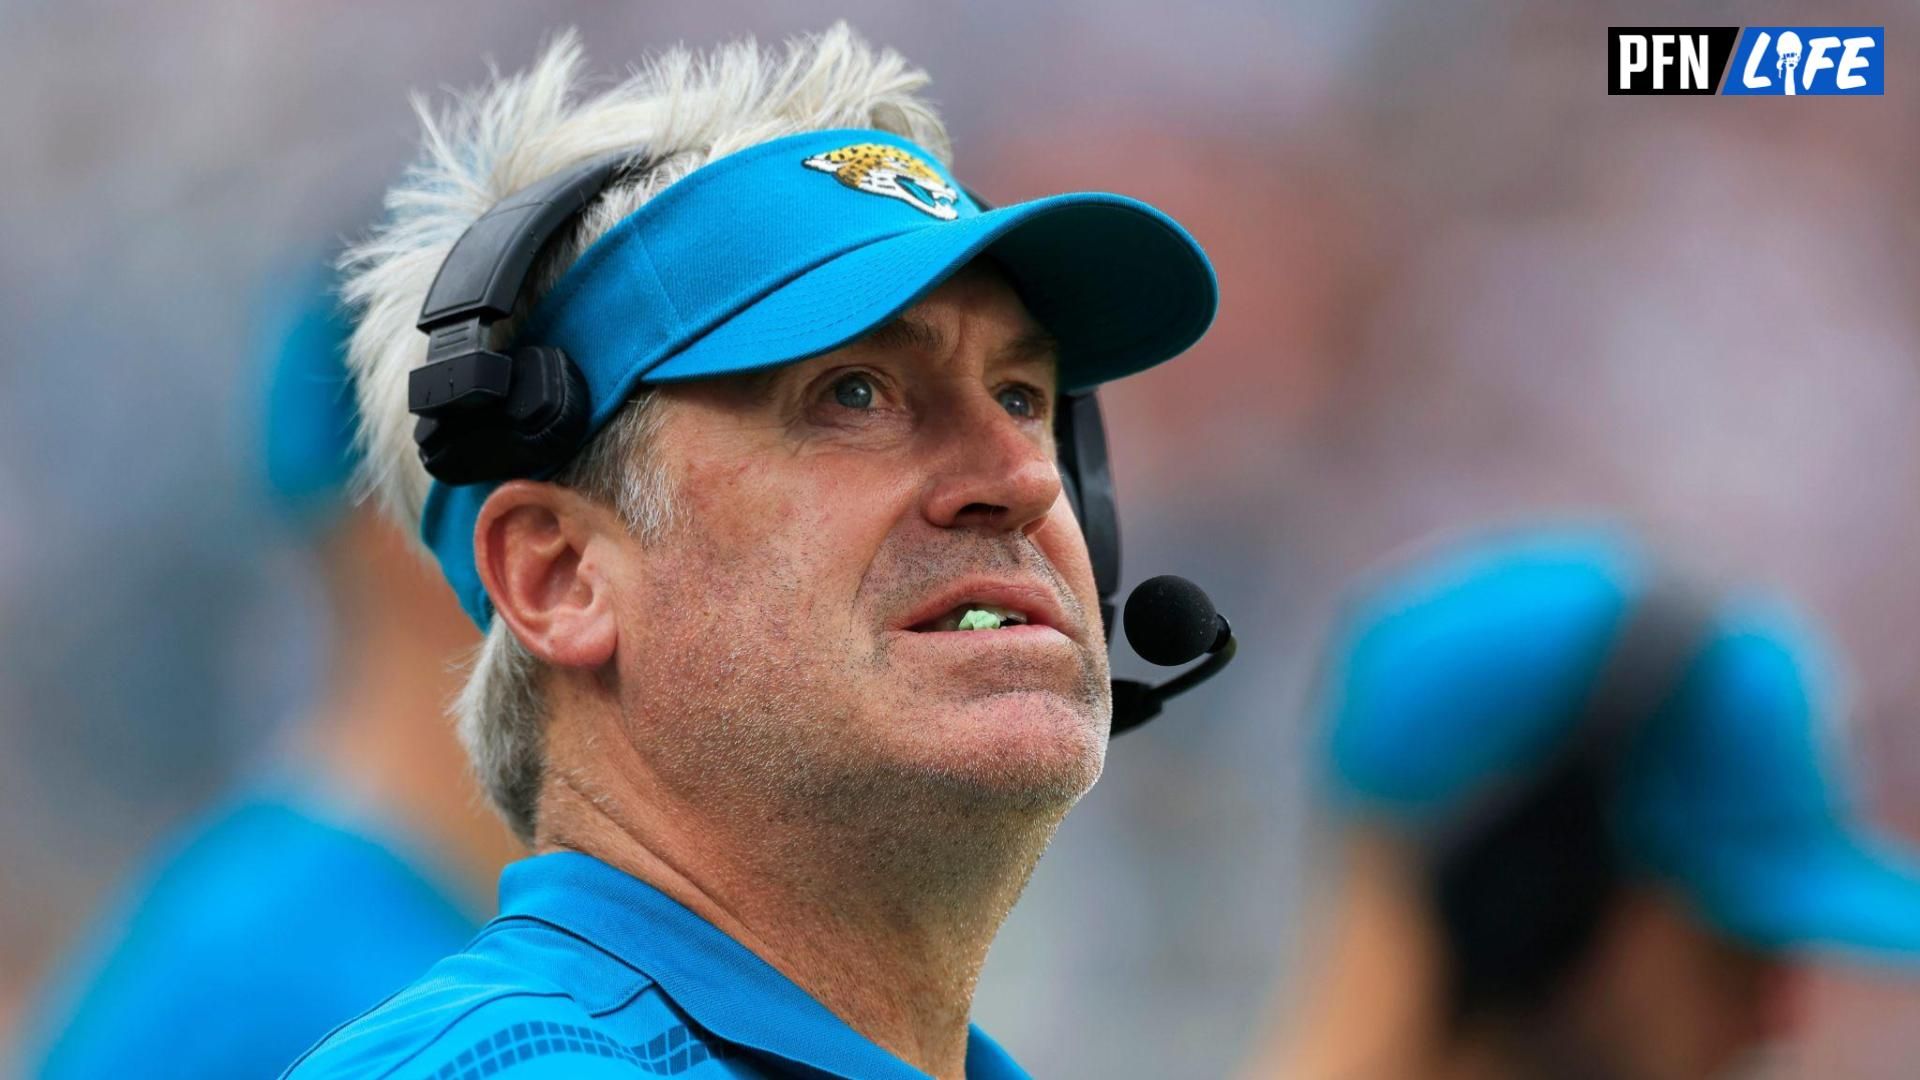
[1608,27,1742,94]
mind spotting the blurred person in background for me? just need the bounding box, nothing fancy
[282,22,1218,1080]
[12,276,516,1078]
[1249,527,1920,1080]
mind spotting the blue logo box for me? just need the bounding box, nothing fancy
[1722,27,1883,95]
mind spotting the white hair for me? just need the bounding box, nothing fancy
[339,24,953,843]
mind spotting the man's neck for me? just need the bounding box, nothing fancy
[534,713,1065,1080]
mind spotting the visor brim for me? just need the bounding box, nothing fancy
[639,191,1217,393]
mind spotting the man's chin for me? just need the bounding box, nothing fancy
[886,688,1109,804]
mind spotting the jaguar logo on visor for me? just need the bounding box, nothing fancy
[802,143,960,220]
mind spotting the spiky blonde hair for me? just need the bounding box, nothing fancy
[338,24,952,842]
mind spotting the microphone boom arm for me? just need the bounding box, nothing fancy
[1110,618,1236,736]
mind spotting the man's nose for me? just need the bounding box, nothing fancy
[920,394,1063,538]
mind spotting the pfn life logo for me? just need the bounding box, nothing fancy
[1609,27,1883,95]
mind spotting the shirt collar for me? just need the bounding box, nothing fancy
[496,852,1029,1080]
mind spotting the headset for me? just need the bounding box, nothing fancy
[1424,576,1715,1025]
[407,152,1127,637]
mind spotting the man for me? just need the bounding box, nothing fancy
[1257,528,1920,1080]
[15,277,518,1078]
[285,23,1217,1080]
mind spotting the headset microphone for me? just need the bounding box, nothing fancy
[1110,574,1238,735]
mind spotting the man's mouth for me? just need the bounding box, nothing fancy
[895,580,1070,638]
[915,603,1031,633]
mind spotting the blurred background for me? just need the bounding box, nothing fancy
[4,1,1918,1076]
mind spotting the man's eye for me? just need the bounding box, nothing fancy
[831,373,877,411]
[997,386,1040,419]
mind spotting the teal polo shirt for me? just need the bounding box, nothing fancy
[281,852,1030,1079]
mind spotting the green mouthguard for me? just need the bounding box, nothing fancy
[957,609,1005,631]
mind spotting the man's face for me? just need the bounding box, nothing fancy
[599,261,1110,825]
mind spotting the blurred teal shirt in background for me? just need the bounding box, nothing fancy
[17,787,478,1079]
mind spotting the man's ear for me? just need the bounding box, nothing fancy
[474,480,620,669]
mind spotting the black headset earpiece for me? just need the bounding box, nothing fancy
[1426,575,1714,1023]
[411,345,592,485]
[409,152,635,485]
